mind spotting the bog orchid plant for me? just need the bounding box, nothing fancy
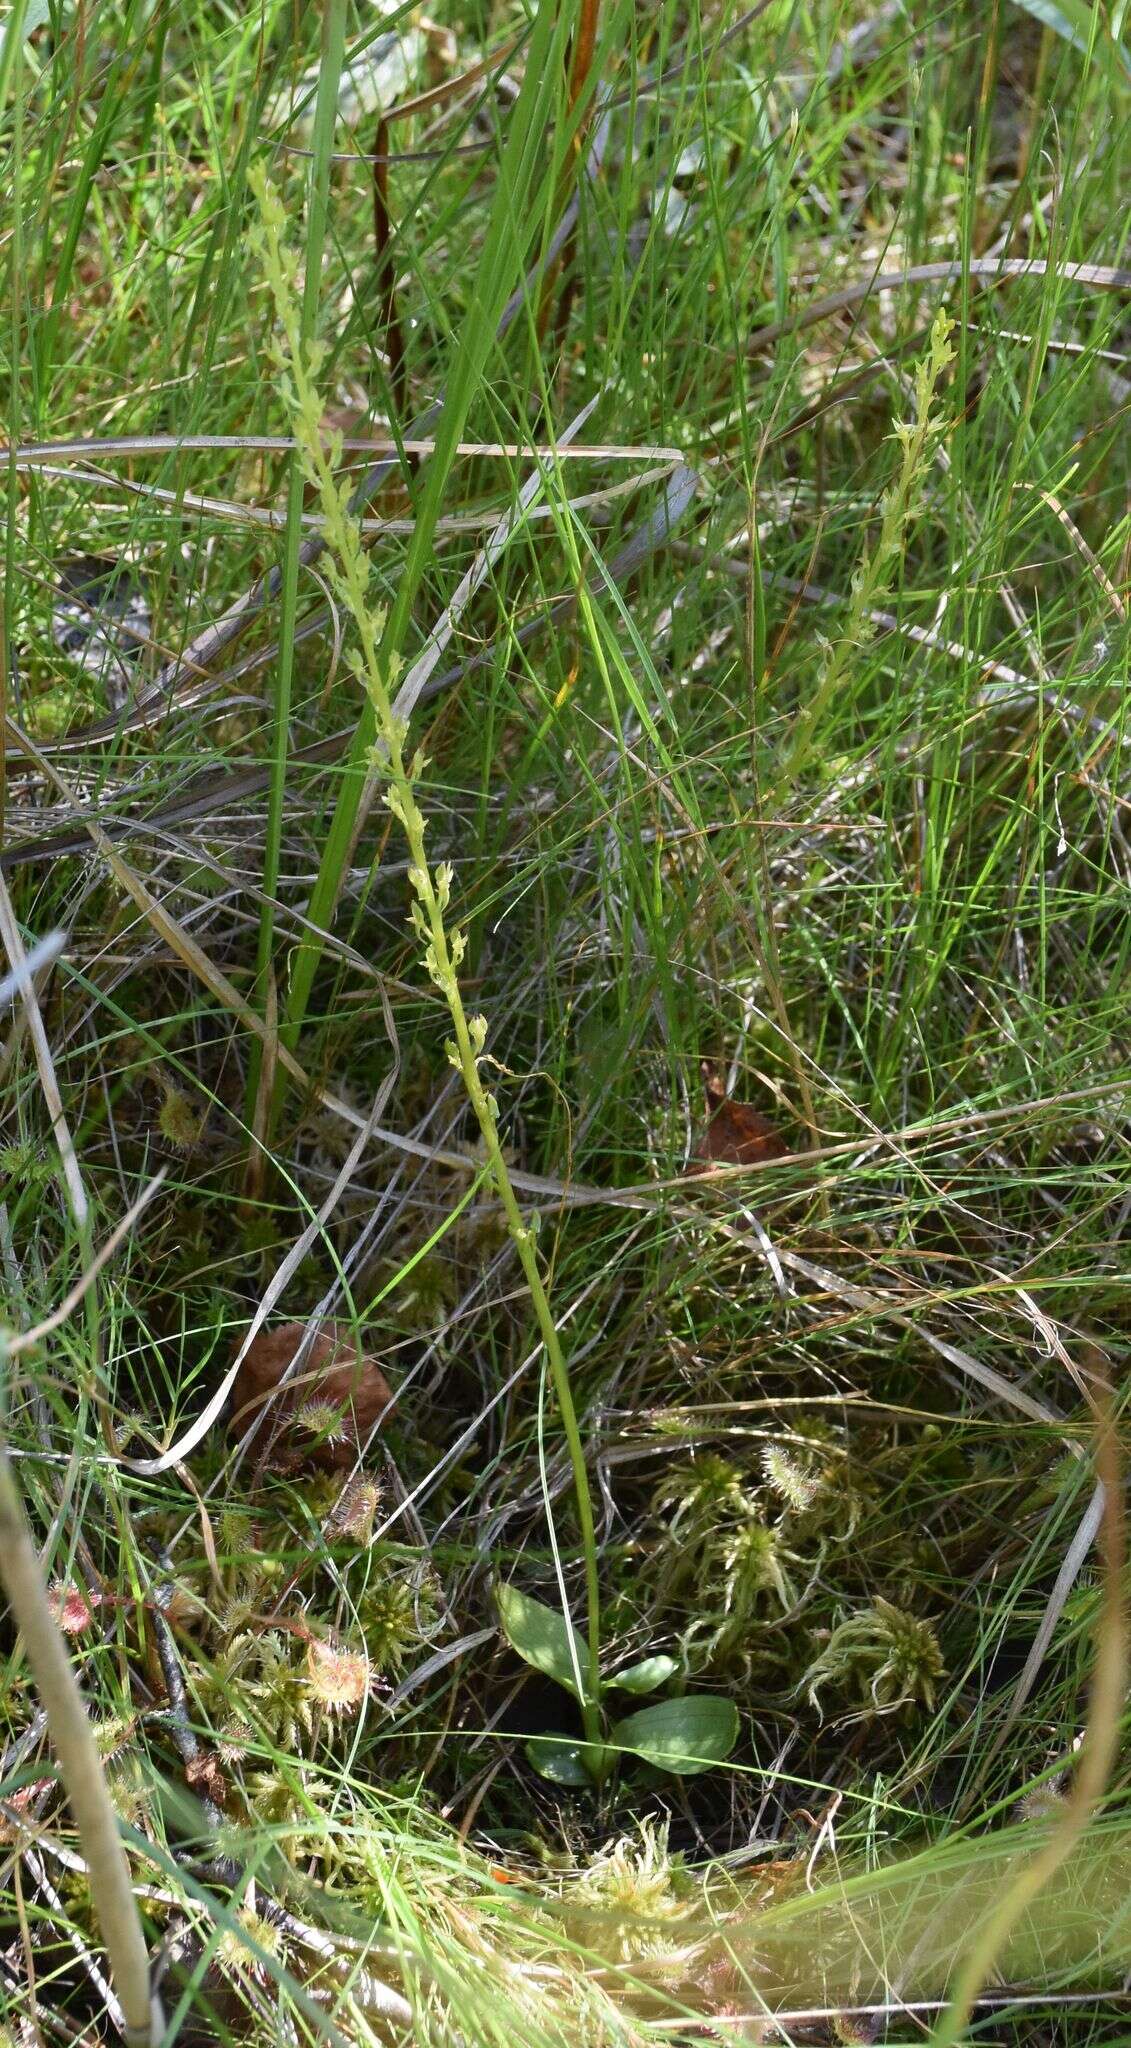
[252,171,737,1785]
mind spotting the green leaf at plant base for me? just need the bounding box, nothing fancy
[606,1654,680,1695]
[524,1738,592,1787]
[610,1696,740,1776]
[496,1583,592,1705]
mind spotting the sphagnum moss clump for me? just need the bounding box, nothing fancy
[802,1596,945,1718]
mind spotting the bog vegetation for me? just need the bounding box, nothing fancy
[0,0,1128,2042]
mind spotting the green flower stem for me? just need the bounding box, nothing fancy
[252,173,602,1743]
[407,834,603,1746]
[786,309,954,775]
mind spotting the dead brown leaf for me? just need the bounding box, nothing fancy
[227,1321,393,1472]
[691,1063,790,1171]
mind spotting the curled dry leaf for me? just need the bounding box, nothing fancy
[227,1321,393,1471]
[691,1064,790,1172]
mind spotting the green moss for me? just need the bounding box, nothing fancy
[26,678,99,739]
[802,1598,945,1718]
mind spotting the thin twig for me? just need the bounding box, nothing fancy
[0,1341,162,2046]
[0,927,66,1011]
[745,257,1131,355]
